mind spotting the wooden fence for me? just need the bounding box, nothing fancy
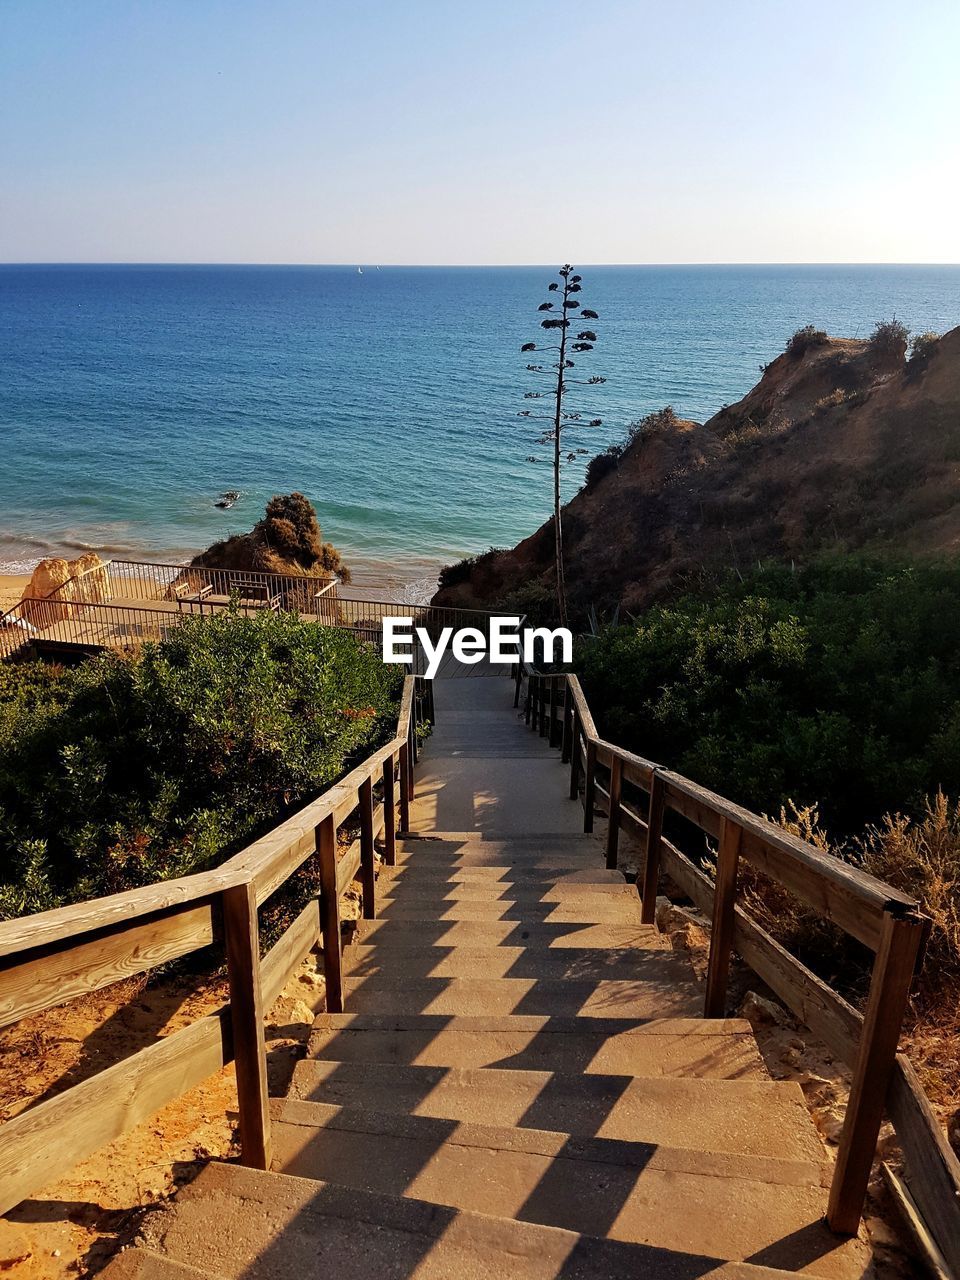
[0,674,433,1214]
[109,560,341,613]
[521,668,959,1264]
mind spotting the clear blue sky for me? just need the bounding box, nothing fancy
[1,0,957,264]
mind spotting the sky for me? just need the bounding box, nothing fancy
[1,0,958,265]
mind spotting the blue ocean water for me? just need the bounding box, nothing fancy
[1,264,957,593]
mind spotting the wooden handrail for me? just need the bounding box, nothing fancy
[523,668,916,936]
[0,673,432,1213]
[517,665,954,1256]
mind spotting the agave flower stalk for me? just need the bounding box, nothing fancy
[519,265,605,625]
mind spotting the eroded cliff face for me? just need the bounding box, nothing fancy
[434,327,960,618]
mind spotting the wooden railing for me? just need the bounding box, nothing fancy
[0,674,433,1214]
[328,595,504,638]
[521,668,959,1263]
[108,559,341,612]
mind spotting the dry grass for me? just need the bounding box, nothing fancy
[857,792,960,1018]
[736,796,960,1112]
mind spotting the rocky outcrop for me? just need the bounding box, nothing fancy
[194,492,350,585]
[434,326,960,619]
[21,552,110,622]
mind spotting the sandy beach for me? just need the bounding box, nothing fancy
[0,574,30,614]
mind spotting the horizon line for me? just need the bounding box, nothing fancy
[1,260,959,270]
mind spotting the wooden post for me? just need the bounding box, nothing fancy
[548,679,560,748]
[827,910,928,1234]
[569,710,581,800]
[359,775,376,919]
[605,756,622,870]
[406,720,416,800]
[704,818,742,1017]
[222,881,271,1170]
[398,742,411,832]
[640,773,665,924]
[382,756,397,866]
[513,663,522,708]
[524,673,533,725]
[539,679,549,739]
[583,738,597,833]
[317,814,344,1013]
[561,683,572,763]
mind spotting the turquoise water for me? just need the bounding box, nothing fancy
[1,264,957,593]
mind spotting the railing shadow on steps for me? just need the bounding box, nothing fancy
[517,665,960,1270]
[0,674,434,1215]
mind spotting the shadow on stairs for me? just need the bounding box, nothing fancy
[105,678,874,1279]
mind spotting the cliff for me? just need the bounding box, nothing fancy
[434,326,960,617]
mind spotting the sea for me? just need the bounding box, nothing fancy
[1,264,957,599]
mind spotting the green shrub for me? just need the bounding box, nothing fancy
[909,331,941,364]
[585,444,623,488]
[437,549,507,592]
[868,318,909,365]
[575,557,960,834]
[627,406,679,443]
[0,609,401,916]
[786,326,829,358]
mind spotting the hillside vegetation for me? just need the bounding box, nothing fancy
[435,325,960,620]
[576,558,960,834]
[0,609,400,919]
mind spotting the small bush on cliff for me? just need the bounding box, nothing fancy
[627,406,678,443]
[786,325,829,358]
[868,318,910,366]
[0,609,400,917]
[909,331,941,365]
[585,444,623,488]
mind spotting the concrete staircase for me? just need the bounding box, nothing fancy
[106,678,874,1279]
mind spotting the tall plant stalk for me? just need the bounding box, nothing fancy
[519,265,604,625]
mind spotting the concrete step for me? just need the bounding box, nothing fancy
[342,969,702,1018]
[344,945,672,981]
[398,834,604,855]
[101,1252,209,1280]
[407,758,588,836]
[269,1099,869,1273]
[379,874,638,898]
[352,918,665,950]
[373,896,644,924]
[394,849,612,868]
[306,1013,769,1078]
[288,1060,823,1161]
[384,864,627,885]
[399,831,604,844]
[137,1158,805,1279]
